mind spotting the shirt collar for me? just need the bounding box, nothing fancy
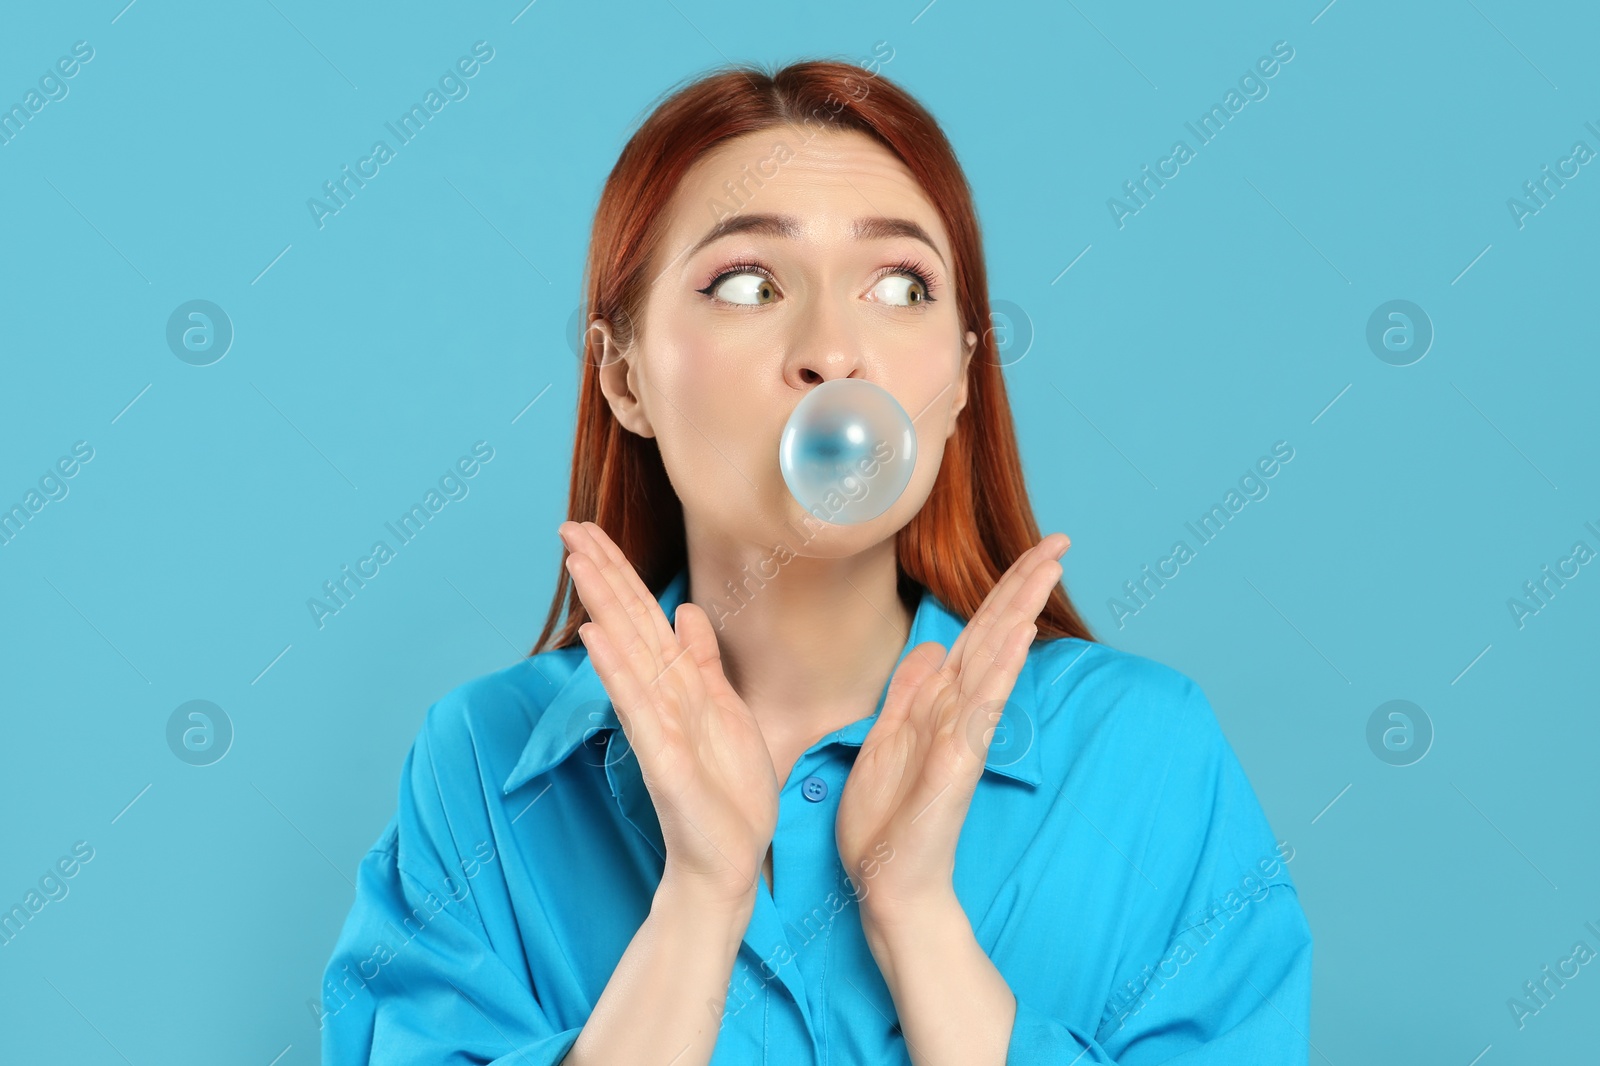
[501,565,1044,795]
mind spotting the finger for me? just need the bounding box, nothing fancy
[673,601,722,671]
[951,619,1037,756]
[565,522,670,663]
[565,551,662,690]
[876,640,946,734]
[563,524,672,675]
[564,522,663,665]
[944,536,1053,666]
[985,552,1064,646]
[939,555,1058,745]
[973,538,1065,640]
[956,557,1060,681]
[577,620,664,759]
[670,602,729,706]
[577,521,679,657]
[946,534,1067,667]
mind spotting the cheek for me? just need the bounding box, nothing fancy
[892,364,964,504]
[646,340,786,501]
[652,335,752,440]
[904,411,948,497]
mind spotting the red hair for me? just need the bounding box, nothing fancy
[531,59,1096,654]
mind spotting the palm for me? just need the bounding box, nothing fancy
[835,642,971,898]
[560,521,779,905]
[631,622,781,882]
[836,533,1070,913]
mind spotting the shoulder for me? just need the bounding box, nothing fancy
[369,648,583,866]
[1021,637,1289,887]
[411,647,584,779]
[1019,636,1225,811]
[1023,636,1212,752]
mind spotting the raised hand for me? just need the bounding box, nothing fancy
[834,532,1070,925]
[559,521,780,912]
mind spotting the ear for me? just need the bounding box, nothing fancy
[947,328,978,437]
[592,317,655,439]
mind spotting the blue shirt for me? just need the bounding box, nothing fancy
[322,566,1312,1064]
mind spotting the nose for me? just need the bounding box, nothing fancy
[782,295,868,388]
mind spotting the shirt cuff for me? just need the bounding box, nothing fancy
[486,1026,585,1066]
[1008,995,1115,1065]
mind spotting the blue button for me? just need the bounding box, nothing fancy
[800,775,828,802]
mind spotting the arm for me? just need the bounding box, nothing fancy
[833,535,1081,1064]
[326,517,783,1064]
[553,522,784,1061]
[843,635,1313,1065]
[323,845,760,1066]
[860,888,1021,1066]
[321,841,588,1065]
[860,878,1311,1066]
[559,874,756,1066]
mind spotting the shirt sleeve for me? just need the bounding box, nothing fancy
[1006,672,1314,1065]
[320,709,585,1065]
[1005,884,1311,1064]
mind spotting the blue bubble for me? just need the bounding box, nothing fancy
[778,379,917,525]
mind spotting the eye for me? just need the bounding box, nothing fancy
[868,259,937,307]
[698,266,778,306]
[871,274,928,307]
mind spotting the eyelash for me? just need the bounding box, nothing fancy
[695,257,940,305]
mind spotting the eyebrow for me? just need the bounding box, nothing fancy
[685,213,948,269]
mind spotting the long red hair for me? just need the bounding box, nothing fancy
[531,59,1097,655]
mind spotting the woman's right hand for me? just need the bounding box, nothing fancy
[559,520,779,914]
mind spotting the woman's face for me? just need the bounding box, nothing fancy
[595,125,978,556]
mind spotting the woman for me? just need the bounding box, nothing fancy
[321,59,1312,1065]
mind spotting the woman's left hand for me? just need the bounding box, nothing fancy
[835,532,1070,928]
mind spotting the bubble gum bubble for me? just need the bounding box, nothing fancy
[778,378,917,525]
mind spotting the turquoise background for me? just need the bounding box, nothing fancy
[2,0,1596,1062]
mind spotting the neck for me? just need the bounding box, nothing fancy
[683,526,915,737]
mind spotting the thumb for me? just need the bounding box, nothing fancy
[674,601,725,670]
[879,640,946,729]
[675,601,746,706]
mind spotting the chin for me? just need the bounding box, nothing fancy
[778,493,923,557]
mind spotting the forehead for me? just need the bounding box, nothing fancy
[660,126,949,252]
